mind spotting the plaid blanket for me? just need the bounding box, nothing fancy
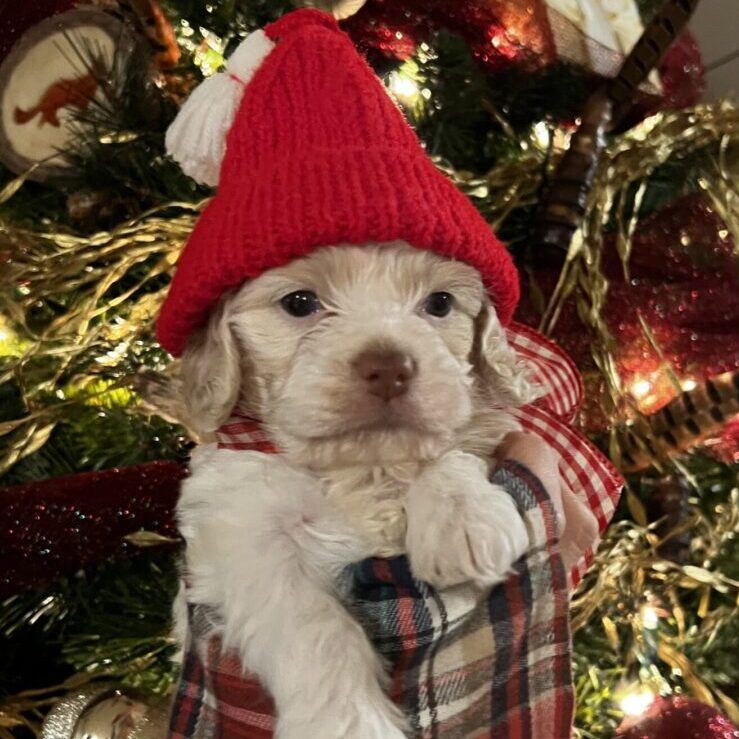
[168,322,623,738]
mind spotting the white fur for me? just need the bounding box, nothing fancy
[165,29,275,186]
[406,451,529,589]
[179,447,407,738]
[177,243,538,734]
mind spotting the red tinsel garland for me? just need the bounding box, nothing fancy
[0,460,184,598]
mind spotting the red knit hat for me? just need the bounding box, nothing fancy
[157,9,519,357]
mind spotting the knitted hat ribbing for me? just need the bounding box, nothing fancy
[157,9,519,357]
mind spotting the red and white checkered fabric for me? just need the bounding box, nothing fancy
[215,321,622,586]
[506,322,622,584]
[214,418,277,454]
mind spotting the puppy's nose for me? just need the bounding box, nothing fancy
[354,350,417,401]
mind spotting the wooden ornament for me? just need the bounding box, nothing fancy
[0,8,130,181]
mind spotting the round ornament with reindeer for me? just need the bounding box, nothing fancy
[0,7,128,181]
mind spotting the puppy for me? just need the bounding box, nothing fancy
[176,242,540,738]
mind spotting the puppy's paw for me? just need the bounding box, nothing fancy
[406,450,529,589]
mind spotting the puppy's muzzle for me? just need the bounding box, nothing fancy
[353,349,417,401]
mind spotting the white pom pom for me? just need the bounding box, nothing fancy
[165,29,275,186]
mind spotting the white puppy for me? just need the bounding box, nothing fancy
[176,242,540,738]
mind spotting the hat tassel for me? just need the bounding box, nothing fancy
[165,29,275,187]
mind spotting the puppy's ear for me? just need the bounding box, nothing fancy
[472,303,541,408]
[180,296,242,433]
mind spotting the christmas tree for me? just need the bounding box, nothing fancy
[1,1,738,737]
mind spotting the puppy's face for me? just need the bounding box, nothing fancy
[181,243,534,467]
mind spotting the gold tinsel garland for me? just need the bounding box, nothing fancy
[570,487,739,736]
[0,200,206,473]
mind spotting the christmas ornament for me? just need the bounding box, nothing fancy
[0,460,184,598]
[615,695,739,738]
[41,685,170,739]
[0,8,131,180]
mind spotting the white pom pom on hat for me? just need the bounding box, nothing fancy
[164,29,275,187]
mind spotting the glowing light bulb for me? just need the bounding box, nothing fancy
[0,316,12,343]
[532,122,550,150]
[619,687,655,717]
[630,379,652,399]
[681,378,697,391]
[388,72,420,104]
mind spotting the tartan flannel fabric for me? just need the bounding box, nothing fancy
[168,322,623,739]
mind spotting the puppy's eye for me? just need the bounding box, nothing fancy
[280,290,323,317]
[423,292,454,318]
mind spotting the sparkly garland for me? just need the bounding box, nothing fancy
[0,461,183,597]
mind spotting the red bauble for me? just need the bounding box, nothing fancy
[0,460,184,597]
[616,696,739,739]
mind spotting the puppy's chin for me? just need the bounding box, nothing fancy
[287,398,433,438]
[272,425,455,471]
[268,391,472,469]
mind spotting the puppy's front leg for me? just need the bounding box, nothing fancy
[180,452,407,739]
[405,450,529,589]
